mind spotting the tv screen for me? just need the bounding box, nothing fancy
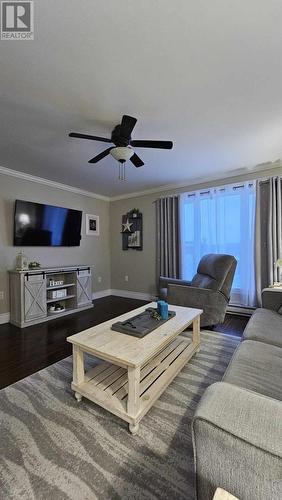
[14,200,82,247]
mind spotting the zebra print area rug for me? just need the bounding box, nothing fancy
[0,330,239,500]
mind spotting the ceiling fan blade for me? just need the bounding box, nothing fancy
[130,140,173,149]
[130,153,144,168]
[88,147,113,164]
[69,132,112,143]
[120,115,137,137]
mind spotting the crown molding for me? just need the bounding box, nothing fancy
[109,159,282,201]
[0,165,110,202]
[1,160,282,204]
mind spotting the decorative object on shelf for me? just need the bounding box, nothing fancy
[122,211,143,251]
[15,251,28,271]
[49,289,67,299]
[130,208,140,218]
[28,261,41,269]
[48,303,65,314]
[49,279,64,287]
[122,218,133,233]
[86,214,99,236]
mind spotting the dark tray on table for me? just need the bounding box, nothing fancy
[111,307,176,338]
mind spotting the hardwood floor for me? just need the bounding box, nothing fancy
[214,313,249,337]
[0,296,249,390]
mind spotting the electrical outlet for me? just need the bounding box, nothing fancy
[125,275,129,282]
[0,291,4,300]
[98,276,102,283]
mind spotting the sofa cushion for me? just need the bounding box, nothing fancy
[223,340,282,401]
[243,308,282,348]
[193,253,236,299]
[191,273,219,290]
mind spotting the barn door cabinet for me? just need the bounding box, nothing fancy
[9,265,93,328]
[24,272,47,322]
[77,268,92,307]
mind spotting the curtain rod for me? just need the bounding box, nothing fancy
[154,182,254,202]
[153,176,281,203]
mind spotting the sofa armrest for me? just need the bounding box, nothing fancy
[167,284,228,325]
[192,382,282,500]
[167,284,224,304]
[262,288,282,312]
[167,284,228,317]
[159,276,191,289]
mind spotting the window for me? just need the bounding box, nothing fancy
[180,182,256,307]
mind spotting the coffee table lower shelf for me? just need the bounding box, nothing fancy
[71,335,200,434]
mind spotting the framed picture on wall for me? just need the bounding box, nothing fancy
[86,214,99,236]
[127,230,141,248]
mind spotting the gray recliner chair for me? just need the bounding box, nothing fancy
[159,254,237,327]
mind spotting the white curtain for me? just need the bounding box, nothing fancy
[180,182,256,307]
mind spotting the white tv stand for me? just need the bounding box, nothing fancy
[9,265,93,328]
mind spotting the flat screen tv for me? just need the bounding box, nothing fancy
[14,200,82,247]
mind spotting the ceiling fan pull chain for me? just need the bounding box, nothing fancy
[118,162,126,181]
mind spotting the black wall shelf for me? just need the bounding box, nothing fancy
[122,212,143,251]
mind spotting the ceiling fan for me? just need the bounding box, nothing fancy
[69,115,173,180]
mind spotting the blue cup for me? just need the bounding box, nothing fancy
[157,300,168,320]
[161,301,169,320]
[157,300,163,315]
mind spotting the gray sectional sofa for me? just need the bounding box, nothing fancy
[192,294,282,500]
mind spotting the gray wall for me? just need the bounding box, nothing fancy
[0,174,110,315]
[1,164,282,317]
[110,194,158,297]
[110,166,282,297]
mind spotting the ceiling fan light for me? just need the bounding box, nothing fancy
[110,146,134,162]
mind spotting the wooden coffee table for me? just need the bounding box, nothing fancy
[67,303,202,434]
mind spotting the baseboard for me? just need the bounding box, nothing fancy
[92,289,152,301]
[92,289,112,300]
[0,312,10,325]
[110,289,152,301]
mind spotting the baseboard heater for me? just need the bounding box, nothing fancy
[227,304,255,316]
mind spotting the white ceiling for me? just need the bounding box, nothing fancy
[1,0,282,198]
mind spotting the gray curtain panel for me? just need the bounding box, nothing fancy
[156,195,180,279]
[255,177,282,305]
